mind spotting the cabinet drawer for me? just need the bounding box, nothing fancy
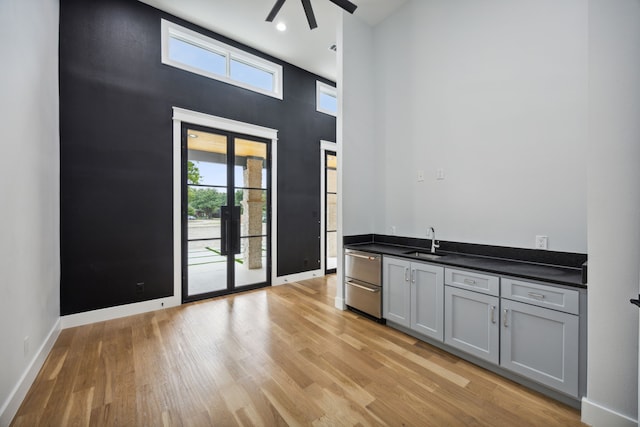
[445,268,499,296]
[501,278,579,314]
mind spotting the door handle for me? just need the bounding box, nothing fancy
[503,309,509,327]
[490,305,496,324]
[232,205,241,255]
[405,267,410,282]
[411,269,416,283]
[220,205,230,255]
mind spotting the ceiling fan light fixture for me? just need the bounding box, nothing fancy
[266,0,286,22]
[301,0,318,30]
[276,22,287,31]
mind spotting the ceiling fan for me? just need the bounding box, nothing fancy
[266,0,358,30]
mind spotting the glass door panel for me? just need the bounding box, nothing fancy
[186,129,229,297]
[187,240,227,295]
[236,236,266,287]
[233,138,268,287]
[325,152,337,273]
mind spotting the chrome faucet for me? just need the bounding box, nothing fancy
[430,227,440,253]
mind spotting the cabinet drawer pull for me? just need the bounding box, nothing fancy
[503,309,509,327]
[490,305,496,324]
[463,278,477,285]
[411,269,416,283]
[405,267,410,282]
[527,292,545,300]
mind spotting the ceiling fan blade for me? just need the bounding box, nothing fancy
[266,0,286,22]
[300,0,318,29]
[328,0,357,14]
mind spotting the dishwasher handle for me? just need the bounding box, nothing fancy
[346,281,381,293]
[345,252,380,261]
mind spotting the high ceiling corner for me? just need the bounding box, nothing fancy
[138,0,407,82]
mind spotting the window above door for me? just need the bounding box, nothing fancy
[161,19,283,99]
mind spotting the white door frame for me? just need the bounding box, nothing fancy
[172,107,279,301]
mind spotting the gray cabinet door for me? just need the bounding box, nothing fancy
[444,286,499,364]
[411,262,444,341]
[500,299,579,397]
[382,257,411,327]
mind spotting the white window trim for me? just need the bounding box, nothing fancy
[161,19,283,100]
[316,80,337,117]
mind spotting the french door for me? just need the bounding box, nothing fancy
[324,150,337,274]
[182,123,270,302]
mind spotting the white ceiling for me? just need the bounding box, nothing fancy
[138,0,407,81]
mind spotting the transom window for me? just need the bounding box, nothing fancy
[316,81,337,116]
[161,19,283,99]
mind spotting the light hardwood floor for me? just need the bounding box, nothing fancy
[12,275,584,426]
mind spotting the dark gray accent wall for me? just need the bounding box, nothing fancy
[59,0,336,315]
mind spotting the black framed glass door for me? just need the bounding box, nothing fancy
[325,151,337,274]
[182,123,270,302]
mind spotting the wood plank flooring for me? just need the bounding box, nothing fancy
[11,275,585,426]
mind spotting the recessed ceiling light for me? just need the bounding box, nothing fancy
[276,22,287,32]
[188,133,198,138]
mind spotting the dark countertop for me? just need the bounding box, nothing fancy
[345,242,586,289]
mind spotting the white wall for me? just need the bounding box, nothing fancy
[370,0,588,252]
[583,1,640,425]
[340,14,379,236]
[0,0,61,424]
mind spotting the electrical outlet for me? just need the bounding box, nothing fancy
[136,282,145,293]
[436,168,445,180]
[535,235,548,250]
[417,170,425,182]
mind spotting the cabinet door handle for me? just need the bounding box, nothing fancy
[463,278,477,286]
[490,305,496,324]
[503,309,509,327]
[527,292,545,300]
[411,269,416,283]
[405,267,410,282]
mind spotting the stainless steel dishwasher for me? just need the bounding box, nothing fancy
[345,249,383,320]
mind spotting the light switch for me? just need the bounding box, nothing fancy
[417,170,424,182]
[436,168,445,180]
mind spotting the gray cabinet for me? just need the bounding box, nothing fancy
[500,279,580,397]
[383,257,444,340]
[383,257,411,327]
[410,262,444,341]
[444,285,499,364]
[382,259,585,401]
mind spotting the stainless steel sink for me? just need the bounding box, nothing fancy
[403,250,446,260]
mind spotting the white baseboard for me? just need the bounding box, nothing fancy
[0,319,61,427]
[61,296,181,329]
[581,397,637,427]
[272,269,324,286]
